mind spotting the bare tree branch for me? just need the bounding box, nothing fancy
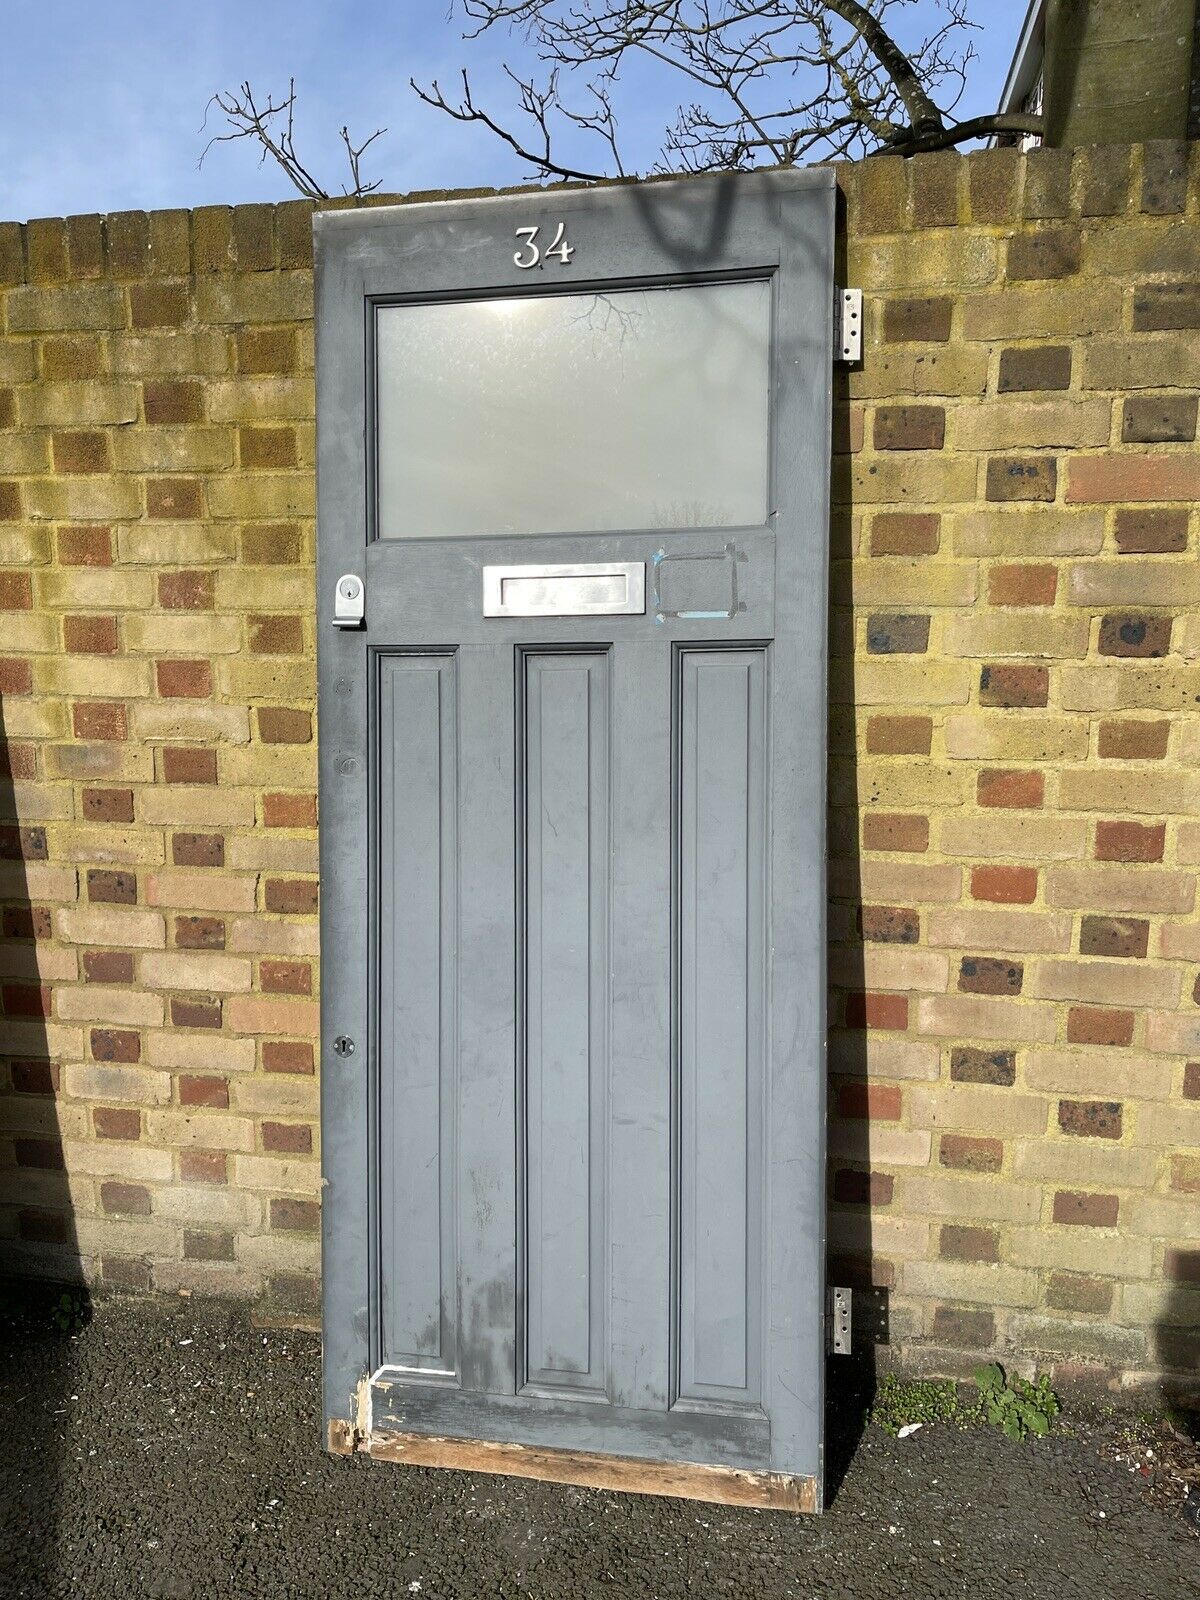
[201,79,386,200]
[413,2,1043,179]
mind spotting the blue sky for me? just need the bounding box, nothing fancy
[0,2,1025,221]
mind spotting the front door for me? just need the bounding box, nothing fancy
[317,171,833,1506]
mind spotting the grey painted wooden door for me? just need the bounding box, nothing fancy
[317,171,833,1485]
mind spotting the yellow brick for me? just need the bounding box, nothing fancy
[839,559,977,607]
[1143,1012,1200,1056]
[1021,1050,1173,1101]
[231,1076,318,1115]
[62,1064,172,1105]
[1060,664,1200,713]
[903,1260,1039,1309]
[232,1157,322,1196]
[1067,561,1200,608]
[0,435,52,474]
[916,993,1057,1043]
[0,527,53,564]
[839,761,964,811]
[16,381,138,426]
[36,568,154,610]
[943,715,1087,762]
[926,907,1074,954]
[143,1111,255,1152]
[227,919,318,956]
[110,426,234,473]
[207,377,314,422]
[23,477,142,522]
[108,331,230,376]
[144,871,257,913]
[836,859,962,904]
[58,906,166,947]
[1011,1144,1159,1194]
[827,1122,932,1167]
[835,454,977,507]
[154,1188,262,1230]
[909,1084,1049,1136]
[56,986,163,1026]
[839,659,972,707]
[194,273,313,324]
[827,1034,941,1081]
[116,523,236,564]
[828,946,950,992]
[943,614,1090,659]
[848,232,998,291]
[1127,1197,1200,1240]
[206,473,314,520]
[6,282,125,333]
[33,657,149,697]
[143,1033,256,1074]
[897,1173,1042,1223]
[54,828,164,867]
[828,1213,929,1258]
[950,399,1111,452]
[225,836,318,872]
[0,699,69,738]
[1045,864,1194,914]
[3,863,77,900]
[1027,959,1179,1009]
[0,614,60,651]
[124,615,242,655]
[139,951,253,992]
[940,814,1086,861]
[213,568,312,609]
[961,282,1122,340]
[130,703,251,744]
[137,787,255,827]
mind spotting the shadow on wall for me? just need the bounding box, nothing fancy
[0,688,86,1594]
[1157,1268,1200,1444]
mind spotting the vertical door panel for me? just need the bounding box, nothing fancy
[675,649,766,1407]
[379,655,459,1377]
[521,652,609,1394]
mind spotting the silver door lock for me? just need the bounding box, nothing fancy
[333,574,365,628]
[332,1035,356,1057]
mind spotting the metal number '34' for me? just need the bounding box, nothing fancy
[513,222,574,269]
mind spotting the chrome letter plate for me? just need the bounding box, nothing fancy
[482,561,646,619]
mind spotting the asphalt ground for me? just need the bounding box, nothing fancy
[1,1291,1196,1600]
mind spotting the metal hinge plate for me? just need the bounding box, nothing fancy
[833,288,862,364]
[827,1285,853,1355]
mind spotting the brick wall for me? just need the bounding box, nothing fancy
[0,145,1197,1390]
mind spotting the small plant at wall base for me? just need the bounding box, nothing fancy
[871,1365,1060,1440]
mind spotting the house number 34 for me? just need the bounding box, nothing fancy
[513,222,574,269]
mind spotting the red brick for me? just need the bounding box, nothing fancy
[183,1230,235,1262]
[1067,1006,1134,1047]
[958,956,1023,996]
[262,1121,313,1154]
[940,1224,999,1263]
[1114,508,1188,555]
[163,747,217,785]
[1079,916,1148,959]
[265,879,318,915]
[832,1169,894,1206]
[17,1209,70,1245]
[270,1198,320,1233]
[1184,1063,1200,1100]
[156,660,212,698]
[1058,1099,1122,1139]
[1163,1248,1200,1282]
[171,996,222,1030]
[977,769,1043,809]
[0,484,21,522]
[88,869,136,904]
[56,526,112,566]
[950,1047,1016,1087]
[143,380,203,425]
[0,658,33,695]
[260,959,312,995]
[986,456,1057,502]
[940,1133,1004,1172]
[1095,820,1165,863]
[101,1256,152,1291]
[101,1180,151,1216]
[979,664,1049,708]
[866,715,932,755]
[72,701,127,740]
[988,564,1057,607]
[1053,1190,1119,1228]
[83,787,134,823]
[1097,720,1170,760]
[263,793,317,829]
[171,832,224,868]
[181,1149,228,1184]
[997,346,1071,392]
[0,824,46,861]
[146,478,203,519]
[242,524,302,564]
[881,297,952,343]
[865,614,930,655]
[1047,1273,1113,1314]
[248,615,303,654]
[93,1106,141,1140]
[874,405,945,451]
[1067,454,1200,505]
[178,1075,229,1109]
[64,614,118,654]
[971,864,1038,904]
[863,813,929,853]
[15,1137,65,1170]
[263,1041,313,1075]
[83,950,134,983]
[1107,614,1177,659]
[10,1059,59,1094]
[257,707,311,744]
[836,1082,902,1121]
[4,906,52,940]
[870,513,940,556]
[844,992,908,1031]
[932,1306,995,1347]
[1007,227,1080,280]
[0,571,33,609]
[2,984,53,1017]
[52,430,109,473]
[175,916,225,950]
[859,905,919,944]
[91,1028,140,1063]
[158,570,214,610]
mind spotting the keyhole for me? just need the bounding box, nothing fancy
[333,1036,355,1058]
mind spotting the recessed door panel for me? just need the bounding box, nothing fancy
[521,652,610,1395]
[676,649,766,1407]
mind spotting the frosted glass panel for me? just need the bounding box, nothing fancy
[375,281,770,539]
